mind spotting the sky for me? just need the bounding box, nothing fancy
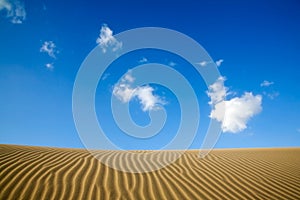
[0,0,300,149]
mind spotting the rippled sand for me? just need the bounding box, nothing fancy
[1,144,299,199]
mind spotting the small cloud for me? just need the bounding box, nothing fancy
[260,80,274,87]
[96,24,122,53]
[40,41,58,58]
[208,77,263,133]
[263,91,279,100]
[101,73,110,81]
[113,70,166,112]
[297,128,300,133]
[0,0,26,24]
[197,61,209,67]
[40,41,58,70]
[261,80,279,99]
[215,59,224,67]
[197,59,223,67]
[168,61,176,67]
[45,63,54,70]
[139,57,148,63]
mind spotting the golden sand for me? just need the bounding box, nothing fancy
[1,144,299,199]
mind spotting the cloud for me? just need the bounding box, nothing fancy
[40,41,58,70]
[260,80,279,99]
[263,91,279,100]
[40,41,58,58]
[101,73,110,81]
[0,0,26,24]
[135,87,165,111]
[208,77,263,133]
[260,80,274,87]
[45,63,54,70]
[139,57,148,63]
[197,61,209,67]
[96,24,122,53]
[211,93,262,133]
[215,59,224,67]
[207,76,227,105]
[168,61,176,67]
[197,59,223,67]
[297,128,300,133]
[113,71,166,111]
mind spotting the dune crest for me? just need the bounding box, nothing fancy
[1,145,300,199]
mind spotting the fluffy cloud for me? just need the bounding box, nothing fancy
[208,77,262,133]
[113,71,166,112]
[0,0,26,24]
[96,24,122,53]
[211,93,262,133]
[207,76,227,105]
[113,72,135,103]
[260,80,274,87]
[135,87,164,111]
[215,59,224,67]
[40,41,58,58]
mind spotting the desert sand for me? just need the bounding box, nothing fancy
[0,144,299,199]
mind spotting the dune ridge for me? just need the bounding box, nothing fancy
[1,144,300,199]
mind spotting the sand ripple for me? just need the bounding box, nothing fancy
[1,145,299,199]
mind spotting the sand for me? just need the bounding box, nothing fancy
[0,144,299,199]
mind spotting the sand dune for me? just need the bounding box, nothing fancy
[0,145,299,199]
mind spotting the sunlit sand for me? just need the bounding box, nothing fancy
[1,144,299,199]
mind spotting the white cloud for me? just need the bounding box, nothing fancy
[0,0,26,24]
[0,0,10,10]
[197,61,209,67]
[123,71,135,83]
[168,61,176,67]
[40,41,58,70]
[260,80,279,99]
[101,73,110,81]
[139,57,148,63]
[113,83,135,103]
[208,77,263,133]
[207,76,227,105]
[113,71,166,112]
[45,63,54,70]
[297,128,300,133]
[40,41,58,58]
[96,24,122,53]
[215,59,224,67]
[260,80,274,87]
[197,59,223,67]
[134,87,164,111]
[212,93,262,133]
[263,91,279,100]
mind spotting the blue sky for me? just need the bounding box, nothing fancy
[0,0,299,149]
